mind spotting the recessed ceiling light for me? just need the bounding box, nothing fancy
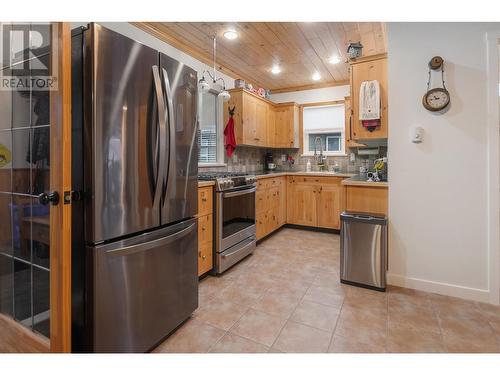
[329,55,341,64]
[312,72,321,81]
[223,30,238,40]
[271,65,281,74]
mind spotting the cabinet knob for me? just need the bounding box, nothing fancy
[202,255,206,260]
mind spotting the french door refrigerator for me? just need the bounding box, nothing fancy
[71,24,199,353]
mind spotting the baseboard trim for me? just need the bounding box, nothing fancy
[387,273,493,303]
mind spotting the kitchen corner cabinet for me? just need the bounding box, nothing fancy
[350,54,388,140]
[224,88,299,149]
[197,185,214,276]
[287,176,343,230]
[256,176,286,240]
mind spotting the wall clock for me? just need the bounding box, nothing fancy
[422,56,450,112]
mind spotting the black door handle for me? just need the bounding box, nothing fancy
[38,191,60,206]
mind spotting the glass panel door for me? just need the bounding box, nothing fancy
[0,22,51,338]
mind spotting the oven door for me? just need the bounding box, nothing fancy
[217,186,256,251]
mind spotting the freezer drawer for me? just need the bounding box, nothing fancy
[89,218,198,352]
[340,212,387,291]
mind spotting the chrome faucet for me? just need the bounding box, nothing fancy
[314,136,327,170]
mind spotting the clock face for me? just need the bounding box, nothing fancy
[423,88,450,111]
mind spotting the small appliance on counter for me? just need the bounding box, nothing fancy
[265,152,276,171]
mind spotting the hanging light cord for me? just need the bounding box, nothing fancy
[201,35,227,89]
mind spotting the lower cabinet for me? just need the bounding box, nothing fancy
[345,185,388,216]
[197,185,214,276]
[287,176,343,230]
[256,176,286,240]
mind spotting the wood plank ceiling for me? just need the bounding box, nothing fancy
[133,22,386,93]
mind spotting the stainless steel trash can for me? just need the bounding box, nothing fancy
[340,212,388,292]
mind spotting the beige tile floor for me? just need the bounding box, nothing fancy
[153,228,500,353]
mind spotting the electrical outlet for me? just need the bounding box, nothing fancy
[281,154,286,162]
[349,152,355,162]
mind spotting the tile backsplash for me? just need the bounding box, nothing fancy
[200,145,387,174]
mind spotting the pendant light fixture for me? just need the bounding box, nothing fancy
[199,35,231,101]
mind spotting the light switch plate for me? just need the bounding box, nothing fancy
[412,126,424,143]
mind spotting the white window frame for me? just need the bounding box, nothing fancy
[198,88,226,167]
[302,103,346,156]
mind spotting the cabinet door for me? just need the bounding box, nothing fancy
[255,101,268,146]
[198,241,213,276]
[267,107,276,147]
[242,94,258,145]
[274,108,289,148]
[317,184,342,229]
[278,177,287,226]
[256,210,268,240]
[287,181,317,226]
[351,57,388,140]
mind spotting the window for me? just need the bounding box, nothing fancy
[302,103,345,155]
[198,90,224,165]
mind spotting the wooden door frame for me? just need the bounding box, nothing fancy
[49,22,72,352]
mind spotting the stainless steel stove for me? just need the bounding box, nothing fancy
[198,172,257,273]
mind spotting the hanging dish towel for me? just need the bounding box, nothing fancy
[359,80,381,131]
[224,108,237,157]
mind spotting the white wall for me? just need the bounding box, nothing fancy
[270,85,350,104]
[387,22,500,303]
[72,22,237,90]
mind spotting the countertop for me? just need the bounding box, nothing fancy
[197,172,389,188]
[254,171,356,179]
[198,180,215,187]
[341,175,389,188]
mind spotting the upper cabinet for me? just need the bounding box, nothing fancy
[350,54,388,140]
[223,88,299,149]
[274,103,299,148]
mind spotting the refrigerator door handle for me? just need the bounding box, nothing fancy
[162,67,175,196]
[105,222,196,257]
[152,65,168,208]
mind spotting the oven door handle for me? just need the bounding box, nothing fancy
[222,187,256,198]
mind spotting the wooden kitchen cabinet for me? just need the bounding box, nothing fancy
[224,89,299,149]
[197,185,214,276]
[267,106,276,147]
[225,88,270,147]
[350,54,388,140]
[274,103,299,148]
[345,185,388,216]
[287,176,343,229]
[256,176,286,240]
[317,183,342,229]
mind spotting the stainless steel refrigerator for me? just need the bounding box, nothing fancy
[71,24,199,353]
